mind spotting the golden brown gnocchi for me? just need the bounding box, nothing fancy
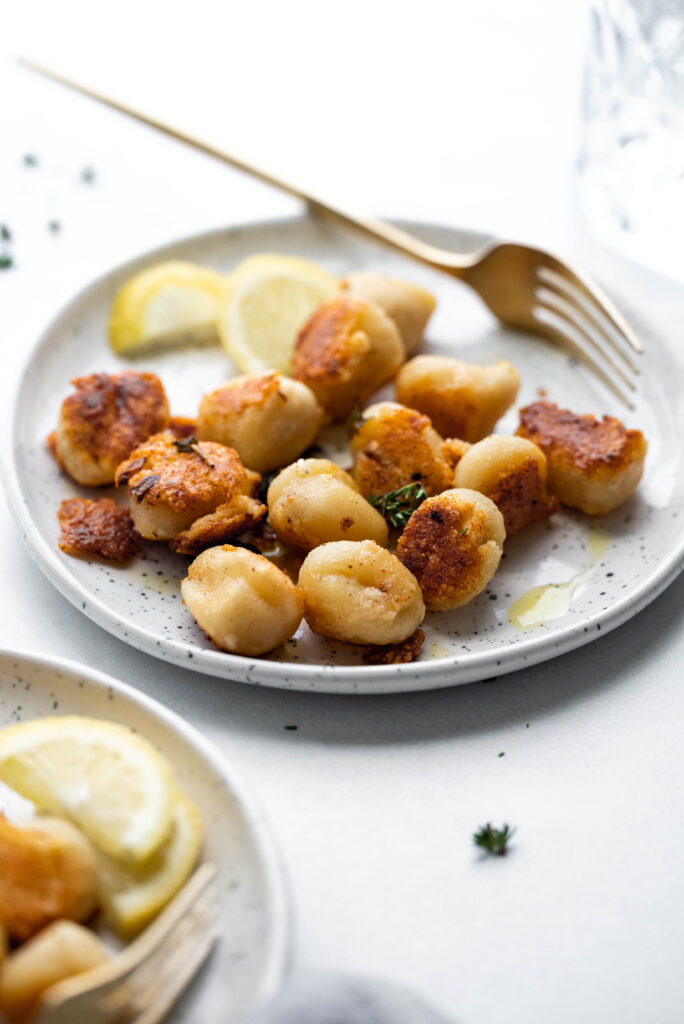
[351,402,453,498]
[267,458,389,551]
[292,295,405,421]
[197,371,324,473]
[517,401,648,515]
[54,371,170,486]
[396,488,505,610]
[340,271,436,356]
[395,355,520,442]
[181,545,303,656]
[453,435,559,536]
[0,920,109,1022]
[299,540,425,645]
[116,432,264,554]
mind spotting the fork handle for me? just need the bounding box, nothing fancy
[20,58,474,275]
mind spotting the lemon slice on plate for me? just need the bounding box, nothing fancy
[108,261,227,354]
[0,717,175,864]
[98,792,203,938]
[218,253,338,373]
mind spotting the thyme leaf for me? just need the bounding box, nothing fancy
[172,436,212,465]
[473,823,515,857]
[368,481,427,528]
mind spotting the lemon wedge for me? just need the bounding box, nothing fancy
[108,261,227,354]
[0,717,175,865]
[98,792,203,938]
[218,253,338,373]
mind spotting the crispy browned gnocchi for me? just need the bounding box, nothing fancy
[181,545,303,656]
[453,435,559,536]
[197,371,324,473]
[299,540,425,644]
[115,432,264,554]
[395,355,520,442]
[0,920,109,1022]
[291,295,405,421]
[351,402,453,499]
[517,401,648,515]
[267,458,389,552]
[396,488,505,610]
[54,371,170,486]
[340,271,436,356]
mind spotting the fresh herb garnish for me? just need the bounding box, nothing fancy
[172,436,212,465]
[0,225,11,242]
[368,482,427,528]
[0,254,13,271]
[23,154,38,167]
[473,823,515,857]
[347,407,366,436]
[461,526,469,536]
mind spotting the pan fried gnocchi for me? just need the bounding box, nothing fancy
[197,371,324,473]
[267,458,389,551]
[292,295,404,420]
[453,435,559,536]
[181,545,303,655]
[396,489,505,609]
[395,355,520,442]
[351,402,454,498]
[49,250,647,663]
[299,540,425,645]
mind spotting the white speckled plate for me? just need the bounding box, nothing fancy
[6,216,684,693]
[0,648,289,1022]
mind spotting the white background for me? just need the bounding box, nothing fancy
[2,3,684,1023]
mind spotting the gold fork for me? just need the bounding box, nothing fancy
[34,863,218,1024]
[20,59,642,407]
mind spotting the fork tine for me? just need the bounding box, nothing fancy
[536,284,637,391]
[538,261,643,356]
[133,927,218,1024]
[532,302,635,408]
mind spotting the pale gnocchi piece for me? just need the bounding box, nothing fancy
[116,432,264,555]
[181,545,304,656]
[453,435,559,536]
[396,488,505,610]
[340,271,436,356]
[54,371,170,486]
[267,458,389,552]
[0,920,110,1023]
[197,371,324,473]
[351,402,453,498]
[395,355,520,442]
[292,295,405,421]
[517,401,648,515]
[299,540,425,645]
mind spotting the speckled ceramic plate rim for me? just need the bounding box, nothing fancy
[5,215,684,695]
[0,645,291,1010]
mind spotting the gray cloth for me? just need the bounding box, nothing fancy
[245,973,456,1024]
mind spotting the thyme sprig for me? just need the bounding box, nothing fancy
[172,436,212,465]
[473,823,515,857]
[368,481,427,528]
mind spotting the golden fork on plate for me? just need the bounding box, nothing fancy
[34,864,218,1024]
[20,59,641,407]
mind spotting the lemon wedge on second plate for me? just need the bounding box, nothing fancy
[98,792,203,939]
[108,261,227,354]
[218,253,338,373]
[0,717,176,864]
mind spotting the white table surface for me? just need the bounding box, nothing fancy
[2,3,684,1022]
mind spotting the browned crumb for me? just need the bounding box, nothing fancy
[362,628,425,664]
[169,496,266,555]
[517,401,646,472]
[340,516,355,531]
[168,415,199,438]
[537,387,548,398]
[440,437,472,472]
[58,498,138,562]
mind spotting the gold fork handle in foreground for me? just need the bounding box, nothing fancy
[19,58,475,274]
